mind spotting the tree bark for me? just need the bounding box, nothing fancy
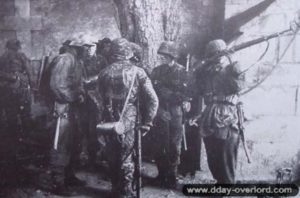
[113,0,182,72]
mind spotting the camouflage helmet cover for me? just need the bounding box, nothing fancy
[205,39,227,57]
[111,38,134,59]
[157,41,178,59]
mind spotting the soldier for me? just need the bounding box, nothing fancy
[46,40,86,194]
[97,38,158,198]
[195,39,245,184]
[151,41,191,188]
[94,37,112,68]
[0,39,32,185]
[59,40,72,54]
[81,42,102,168]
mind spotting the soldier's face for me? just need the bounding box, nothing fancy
[83,46,94,57]
[160,54,173,65]
[102,43,111,55]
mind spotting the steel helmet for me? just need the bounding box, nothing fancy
[205,39,227,57]
[157,41,178,59]
[111,38,134,59]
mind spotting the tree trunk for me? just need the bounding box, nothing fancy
[113,0,182,72]
[162,0,182,41]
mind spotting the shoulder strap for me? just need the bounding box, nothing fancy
[119,67,138,120]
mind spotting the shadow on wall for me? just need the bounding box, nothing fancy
[224,0,276,43]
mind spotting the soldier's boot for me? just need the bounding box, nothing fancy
[154,157,169,187]
[166,166,180,189]
[45,169,73,196]
[154,171,168,187]
[64,168,86,187]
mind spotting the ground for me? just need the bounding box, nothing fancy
[0,162,213,198]
[2,108,300,197]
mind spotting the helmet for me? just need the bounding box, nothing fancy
[129,42,142,60]
[62,40,72,46]
[157,41,178,59]
[205,39,227,57]
[6,39,21,50]
[111,38,134,59]
[69,40,85,47]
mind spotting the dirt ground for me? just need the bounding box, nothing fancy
[0,161,215,198]
[2,114,300,197]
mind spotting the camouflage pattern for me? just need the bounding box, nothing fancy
[205,39,227,58]
[97,55,158,197]
[47,47,85,188]
[195,54,245,183]
[150,62,189,186]
[109,38,134,62]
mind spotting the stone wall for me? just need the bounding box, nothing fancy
[0,0,223,87]
[224,0,300,182]
[0,0,223,112]
[0,0,223,60]
[180,0,225,57]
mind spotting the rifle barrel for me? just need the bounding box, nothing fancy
[230,29,291,52]
[196,28,293,70]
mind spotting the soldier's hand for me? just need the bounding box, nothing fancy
[188,118,199,127]
[182,101,191,112]
[140,125,151,136]
[78,94,85,103]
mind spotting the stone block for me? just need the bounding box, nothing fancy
[17,31,32,57]
[201,0,212,7]
[15,0,30,17]
[0,0,15,16]
[0,16,42,31]
[30,0,49,16]
[31,30,44,60]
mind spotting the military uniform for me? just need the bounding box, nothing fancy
[47,45,85,191]
[150,41,190,187]
[196,39,245,184]
[0,39,31,185]
[97,38,158,198]
[82,47,108,167]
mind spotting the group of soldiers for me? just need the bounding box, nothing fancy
[0,36,245,198]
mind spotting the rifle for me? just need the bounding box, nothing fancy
[181,53,191,151]
[37,55,49,91]
[135,99,142,198]
[193,20,300,71]
[236,102,251,164]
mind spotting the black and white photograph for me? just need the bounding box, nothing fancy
[0,0,300,197]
